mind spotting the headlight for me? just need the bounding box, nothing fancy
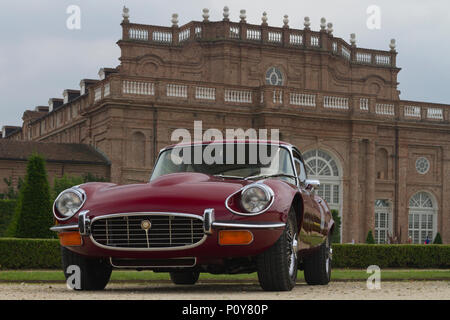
[54,188,85,220]
[240,185,273,214]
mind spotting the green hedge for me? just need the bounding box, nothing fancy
[0,238,61,269]
[0,200,17,237]
[332,244,450,268]
[0,239,449,270]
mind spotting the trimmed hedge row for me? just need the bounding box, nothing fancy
[0,239,449,269]
[0,200,16,237]
[0,238,61,269]
[332,244,450,268]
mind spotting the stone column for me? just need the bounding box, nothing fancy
[442,146,450,243]
[349,139,360,242]
[397,143,408,243]
[366,139,376,236]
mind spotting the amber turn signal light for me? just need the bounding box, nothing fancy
[58,231,82,246]
[218,230,253,245]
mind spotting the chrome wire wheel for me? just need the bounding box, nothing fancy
[325,236,332,274]
[256,206,298,291]
[286,224,298,279]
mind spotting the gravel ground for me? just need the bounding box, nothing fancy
[0,280,449,300]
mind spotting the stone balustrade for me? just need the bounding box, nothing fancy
[29,75,448,141]
[121,18,397,68]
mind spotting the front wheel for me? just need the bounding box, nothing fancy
[256,207,298,291]
[61,246,112,290]
[303,235,332,285]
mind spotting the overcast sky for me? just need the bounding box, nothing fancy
[1,0,449,126]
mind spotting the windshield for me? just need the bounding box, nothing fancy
[150,143,296,183]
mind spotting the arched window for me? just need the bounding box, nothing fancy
[408,192,437,244]
[302,149,341,210]
[265,67,284,86]
[375,199,392,244]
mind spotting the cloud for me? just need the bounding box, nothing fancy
[1,0,450,126]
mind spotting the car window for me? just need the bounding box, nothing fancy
[150,143,296,182]
[293,151,307,184]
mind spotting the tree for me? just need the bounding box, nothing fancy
[433,232,443,244]
[331,210,341,243]
[7,153,54,238]
[1,176,24,200]
[366,230,375,244]
[52,174,84,202]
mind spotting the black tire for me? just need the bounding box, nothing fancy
[169,270,200,285]
[256,207,298,291]
[61,246,112,290]
[303,235,332,285]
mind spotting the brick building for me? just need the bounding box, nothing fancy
[2,7,449,244]
[0,140,110,189]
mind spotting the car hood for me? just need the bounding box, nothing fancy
[81,173,251,216]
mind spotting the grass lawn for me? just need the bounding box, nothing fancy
[0,269,449,283]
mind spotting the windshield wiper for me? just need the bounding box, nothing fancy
[213,174,244,180]
[244,173,297,181]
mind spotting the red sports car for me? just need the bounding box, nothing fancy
[51,140,334,291]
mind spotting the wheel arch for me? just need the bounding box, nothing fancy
[291,192,304,232]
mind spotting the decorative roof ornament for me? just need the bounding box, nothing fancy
[327,22,333,35]
[223,6,230,21]
[171,13,179,27]
[283,15,289,28]
[304,16,311,29]
[320,17,327,31]
[122,6,130,23]
[202,8,210,22]
[350,33,356,46]
[261,11,268,25]
[239,9,246,22]
[390,39,396,51]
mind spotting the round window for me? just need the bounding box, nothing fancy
[265,67,284,86]
[415,157,430,175]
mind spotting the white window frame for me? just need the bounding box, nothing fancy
[374,199,393,244]
[408,192,438,244]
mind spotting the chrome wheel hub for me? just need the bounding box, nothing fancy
[325,238,332,274]
[288,233,298,277]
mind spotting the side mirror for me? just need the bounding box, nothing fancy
[305,179,320,191]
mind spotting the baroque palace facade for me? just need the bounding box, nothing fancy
[2,7,449,244]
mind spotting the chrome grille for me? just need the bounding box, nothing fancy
[91,214,205,249]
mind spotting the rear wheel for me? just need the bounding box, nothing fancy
[61,246,112,290]
[169,271,200,285]
[303,235,332,285]
[256,207,298,291]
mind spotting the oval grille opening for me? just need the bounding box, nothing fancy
[91,214,204,249]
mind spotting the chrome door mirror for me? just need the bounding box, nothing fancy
[305,179,320,191]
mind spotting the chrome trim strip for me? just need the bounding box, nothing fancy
[225,183,275,216]
[78,210,90,236]
[203,208,214,234]
[52,186,87,221]
[212,221,286,229]
[89,212,207,252]
[109,257,197,269]
[50,224,79,232]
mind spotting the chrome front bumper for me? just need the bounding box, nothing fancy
[50,208,286,237]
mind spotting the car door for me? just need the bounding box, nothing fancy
[292,151,321,248]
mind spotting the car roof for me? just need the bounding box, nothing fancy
[162,139,293,151]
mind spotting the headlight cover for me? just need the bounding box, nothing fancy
[226,183,274,216]
[54,188,86,220]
